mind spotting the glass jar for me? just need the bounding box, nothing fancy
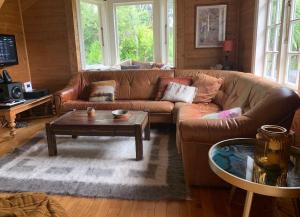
[253,125,294,186]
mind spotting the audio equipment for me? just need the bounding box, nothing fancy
[23,81,33,92]
[24,89,49,99]
[0,82,24,101]
[2,70,12,83]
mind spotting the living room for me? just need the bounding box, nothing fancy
[0,0,300,216]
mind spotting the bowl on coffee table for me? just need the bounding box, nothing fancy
[112,110,129,119]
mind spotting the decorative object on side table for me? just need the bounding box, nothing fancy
[223,40,234,70]
[254,125,293,186]
[195,4,227,48]
[208,125,300,217]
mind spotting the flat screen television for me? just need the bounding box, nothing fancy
[0,34,18,67]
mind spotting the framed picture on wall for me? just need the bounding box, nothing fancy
[195,4,227,48]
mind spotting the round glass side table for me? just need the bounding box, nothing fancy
[209,138,300,217]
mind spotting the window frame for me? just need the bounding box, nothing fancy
[77,0,107,68]
[112,0,156,64]
[76,0,174,69]
[253,0,300,91]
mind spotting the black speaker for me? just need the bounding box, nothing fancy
[24,89,49,99]
[0,82,24,101]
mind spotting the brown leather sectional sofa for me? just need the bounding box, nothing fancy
[55,69,300,186]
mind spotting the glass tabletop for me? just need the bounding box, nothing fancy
[210,138,300,188]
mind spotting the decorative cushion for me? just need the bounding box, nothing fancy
[0,192,68,217]
[89,80,116,102]
[120,65,140,70]
[192,74,223,103]
[161,82,197,103]
[155,77,193,100]
[201,107,242,119]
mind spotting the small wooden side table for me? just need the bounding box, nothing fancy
[0,95,54,137]
[209,138,300,217]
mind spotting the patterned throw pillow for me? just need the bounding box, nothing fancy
[161,82,198,103]
[192,74,223,103]
[155,77,193,100]
[89,80,116,102]
[201,107,242,119]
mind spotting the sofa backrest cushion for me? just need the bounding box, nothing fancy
[79,70,174,100]
[175,69,300,126]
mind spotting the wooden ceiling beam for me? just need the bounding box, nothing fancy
[0,0,5,9]
[20,0,39,12]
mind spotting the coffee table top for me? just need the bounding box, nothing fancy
[209,138,300,197]
[52,110,148,126]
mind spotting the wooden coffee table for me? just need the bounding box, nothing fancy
[46,110,150,160]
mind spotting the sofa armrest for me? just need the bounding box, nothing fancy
[54,87,78,114]
[179,116,258,144]
[54,73,82,114]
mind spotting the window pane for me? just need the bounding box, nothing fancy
[80,1,103,66]
[267,27,276,51]
[167,0,174,65]
[293,0,300,20]
[286,55,299,85]
[290,22,300,52]
[269,0,282,25]
[116,4,154,62]
[267,26,281,51]
[264,53,278,79]
[265,53,274,77]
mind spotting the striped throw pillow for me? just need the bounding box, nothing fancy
[89,80,116,102]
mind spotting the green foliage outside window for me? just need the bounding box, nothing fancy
[116,4,154,62]
[80,2,103,65]
[291,0,300,52]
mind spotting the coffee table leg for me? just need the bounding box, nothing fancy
[243,191,254,217]
[46,123,57,156]
[135,125,143,161]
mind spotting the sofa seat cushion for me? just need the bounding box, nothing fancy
[177,103,221,122]
[62,100,174,113]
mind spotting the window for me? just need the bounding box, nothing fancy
[167,0,175,65]
[254,0,300,90]
[115,3,154,62]
[78,0,104,68]
[285,0,300,87]
[77,0,175,69]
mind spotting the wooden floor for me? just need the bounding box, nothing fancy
[0,118,297,217]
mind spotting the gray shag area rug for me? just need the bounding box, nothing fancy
[0,128,187,200]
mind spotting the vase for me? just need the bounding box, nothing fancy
[253,125,294,186]
[87,107,96,119]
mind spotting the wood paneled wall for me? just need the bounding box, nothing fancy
[176,0,240,69]
[238,0,256,72]
[0,0,31,82]
[21,0,73,92]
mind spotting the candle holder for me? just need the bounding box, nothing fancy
[253,125,294,186]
